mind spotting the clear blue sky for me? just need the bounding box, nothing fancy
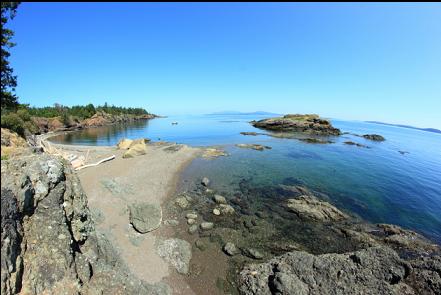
[9,3,441,128]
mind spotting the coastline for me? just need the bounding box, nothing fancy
[46,138,202,292]
[3,124,440,294]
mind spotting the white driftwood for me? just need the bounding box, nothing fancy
[75,155,115,171]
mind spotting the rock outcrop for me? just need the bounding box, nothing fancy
[239,246,415,295]
[1,151,167,294]
[30,111,156,134]
[286,195,348,222]
[1,128,28,158]
[251,114,341,135]
[82,111,156,128]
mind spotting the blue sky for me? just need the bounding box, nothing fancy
[9,3,441,128]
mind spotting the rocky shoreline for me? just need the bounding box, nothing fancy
[31,111,158,135]
[165,175,441,294]
[1,129,439,294]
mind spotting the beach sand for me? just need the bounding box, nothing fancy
[53,142,201,292]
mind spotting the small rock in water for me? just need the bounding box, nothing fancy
[175,197,189,209]
[243,248,264,260]
[200,222,214,231]
[201,177,210,187]
[213,208,221,216]
[187,218,196,225]
[195,240,207,251]
[188,224,198,234]
[362,134,385,141]
[223,242,239,256]
[219,204,235,215]
[213,195,227,204]
[186,213,198,219]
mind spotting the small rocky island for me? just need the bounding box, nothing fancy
[251,114,341,135]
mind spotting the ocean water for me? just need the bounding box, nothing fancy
[50,114,441,243]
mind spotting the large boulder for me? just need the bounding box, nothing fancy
[122,138,148,158]
[286,195,348,222]
[116,138,133,150]
[129,202,162,233]
[239,246,413,295]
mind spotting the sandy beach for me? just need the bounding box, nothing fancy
[49,140,201,293]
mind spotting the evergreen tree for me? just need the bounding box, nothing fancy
[1,2,20,110]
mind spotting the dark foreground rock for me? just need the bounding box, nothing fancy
[251,114,341,135]
[239,246,440,295]
[1,151,168,295]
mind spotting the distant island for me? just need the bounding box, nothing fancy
[206,111,281,116]
[366,121,441,134]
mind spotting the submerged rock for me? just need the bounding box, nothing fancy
[362,134,385,141]
[195,240,207,251]
[213,208,221,216]
[251,114,341,135]
[129,202,162,233]
[188,224,199,234]
[202,148,228,159]
[239,246,412,295]
[236,144,272,151]
[186,213,198,219]
[156,238,192,274]
[219,204,235,215]
[214,195,227,204]
[344,141,369,148]
[286,195,348,222]
[201,177,210,187]
[240,132,263,136]
[200,222,214,231]
[299,138,333,144]
[175,197,189,209]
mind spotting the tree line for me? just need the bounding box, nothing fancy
[26,103,149,119]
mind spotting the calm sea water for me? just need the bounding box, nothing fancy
[50,114,441,243]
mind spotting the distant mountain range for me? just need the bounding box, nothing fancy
[366,121,441,134]
[206,111,280,116]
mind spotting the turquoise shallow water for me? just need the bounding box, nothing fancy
[50,115,441,243]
